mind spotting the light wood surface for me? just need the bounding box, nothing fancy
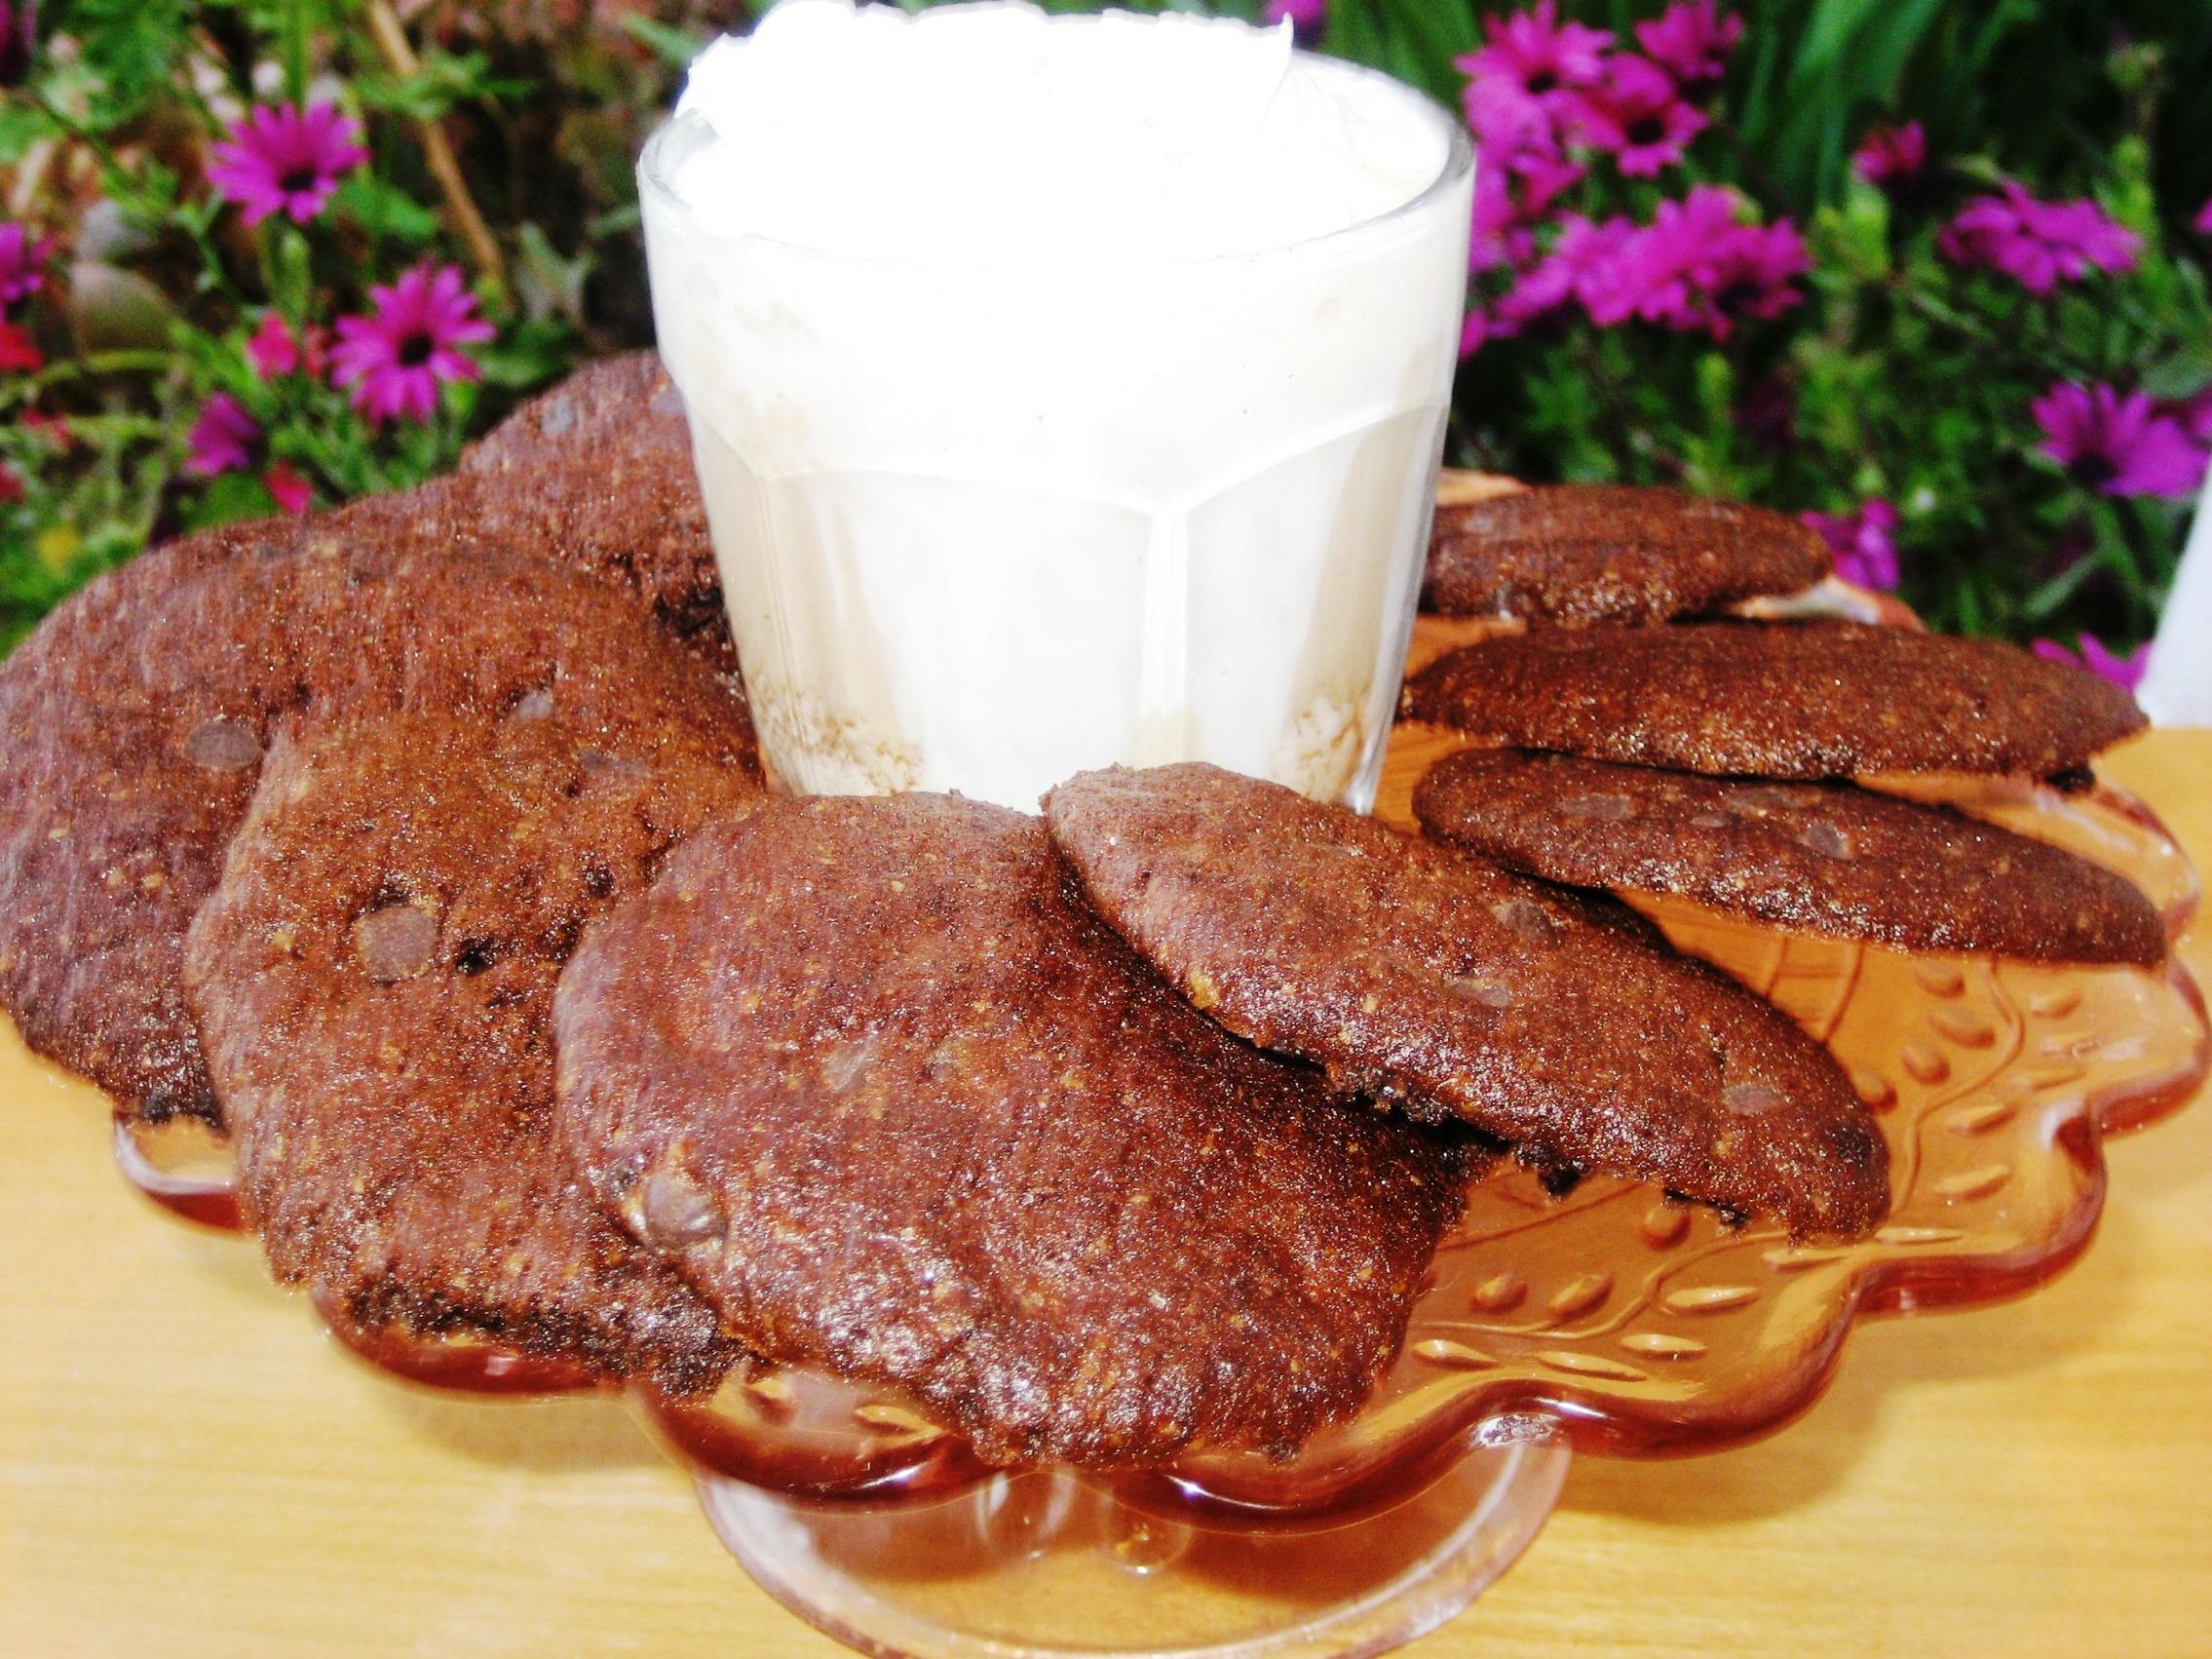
[4,722,2209,1659]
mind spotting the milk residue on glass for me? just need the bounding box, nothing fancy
[641,0,1474,810]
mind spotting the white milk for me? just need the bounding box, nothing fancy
[641,0,1473,809]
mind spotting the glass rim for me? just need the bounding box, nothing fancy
[635,49,1474,276]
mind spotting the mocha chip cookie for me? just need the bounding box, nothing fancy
[1044,763,1888,1239]
[0,515,756,1125]
[1423,483,1832,624]
[553,793,1469,1468]
[1413,750,2167,966]
[183,714,757,1392]
[456,352,727,660]
[1401,620,2145,779]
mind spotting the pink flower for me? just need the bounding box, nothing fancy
[0,318,40,373]
[1801,499,1901,592]
[2032,381,2206,500]
[329,263,494,425]
[245,311,326,380]
[1499,212,1640,329]
[1689,215,1809,335]
[2196,197,2212,236]
[184,393,260,478]
[0,220,53,308]
[1572,55,1707,177]
[1468,165,1529,275]
[246,312,298,378]
[1607,183,1739,328]
[1939,182,2140,294]
[1457,3,1612,118]
[2033,634,2149,694]
[263,460,313,516]
[1633,0,1741,97]
[1851,122,1926,190]
[2165,391,2212,447]
[1462,76,1585,214]
[208,102,368,227]
[1459,308,1494,361]
[1263,0,1324,40]
[1609,186,1805,337]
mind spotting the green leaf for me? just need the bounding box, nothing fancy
[333,173,443,245]
[621,16,708,68]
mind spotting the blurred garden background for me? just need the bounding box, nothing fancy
[2,0,2209,675]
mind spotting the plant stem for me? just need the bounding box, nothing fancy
[362,0,509,301]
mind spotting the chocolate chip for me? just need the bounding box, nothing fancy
[1796,821,1853,859]
[181,717,262,772]
[1538,1162,1583,1197]
[820,1031,882,1095]
[1558,792,1634,822]
[1723,1080,1785,1116]
[1448,976,1514,1010]
[579,749,647,782]
[354,902,439,984]
[640,1168,727,1250]
[1490,896,1558,946]
[1731,786,1802,814]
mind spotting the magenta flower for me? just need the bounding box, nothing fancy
[245,311,325,380]
[246,312,297,378]
[1633,0,1741,98]
[1263,0,1324,39]
[1462,73,1585,213]
[262,460,312,516]
[1605,186,1805,338]
[1802,499,1901,592]
[2033,635,2149,694]
[1500,212,1639,329]
[208,102,368,227]
[1851,122,1926,190]
[329,263,494,424]
[184,394,260,478]
[1459,307,1494,361]
[0,220,53,308]
[2032,381,2206,500]
[1939,182,2140,294]
[1606,183,1736,328]
[2166,392,2212,448]
[1457,3,1612,118]
[1468,164,1536,276]
[0,319,37,373]
[2196,197,2212,236]
[1690,215,1809,335]
[1573,55,1708,176]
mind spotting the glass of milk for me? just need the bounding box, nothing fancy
[640,0,1474,811]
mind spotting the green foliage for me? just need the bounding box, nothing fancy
[3,0,2208,660]
[1436,0,2212,652]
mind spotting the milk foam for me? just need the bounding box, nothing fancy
[670,1,1448,264]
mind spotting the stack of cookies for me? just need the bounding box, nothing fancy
[0,383,2162,1478]
[1406,483,2160,972]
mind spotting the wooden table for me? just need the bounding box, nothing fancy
[5,729,2208,1659]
